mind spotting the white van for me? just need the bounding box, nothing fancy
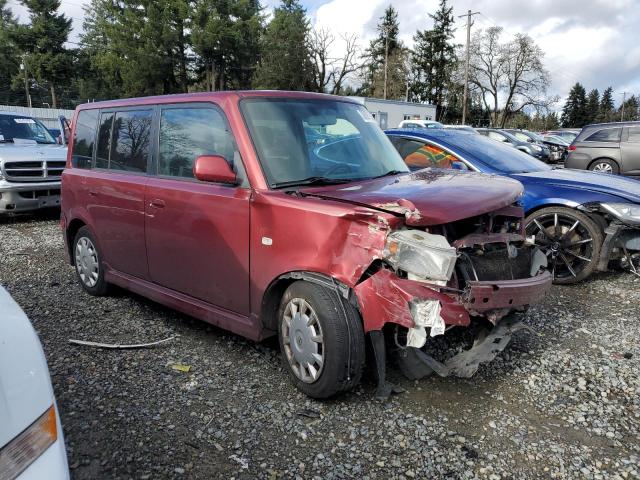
[0,112,67,213]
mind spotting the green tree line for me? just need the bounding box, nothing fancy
[1,0,572,130]
[561,83,638,127]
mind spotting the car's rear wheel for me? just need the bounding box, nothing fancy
[589,159,619,174]
[525,207,603,284]
[278,281,365,398]
[73,226,109,295]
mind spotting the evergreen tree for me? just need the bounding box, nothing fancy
[82,0,191,98]
[598,86,615,122]
[0,0,21,104]
[586,88,599,124]
[253,0,313,90]
[13,0,72,108]
[410,0,456,118]
[618,94,639,121]
[361,6,407,100]
[561,83,588,127]
[192,0,262,91]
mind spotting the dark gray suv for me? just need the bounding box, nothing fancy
[565,121,640,175]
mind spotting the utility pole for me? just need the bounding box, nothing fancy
[383,25,389,100]
[22,55,32,108]
[458,10,480,125]
[620,91,628,121]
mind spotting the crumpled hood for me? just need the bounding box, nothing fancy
[0,287,54,449]
[302,169,524,226]
[513,169,640,204]
[0,143,67,163]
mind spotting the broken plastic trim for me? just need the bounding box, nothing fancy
[409,314,534,378]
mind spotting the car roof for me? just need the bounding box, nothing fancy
[0,111,33,117]
[76,90,361,111]
[582,121,640,129]
[386,128,474,141]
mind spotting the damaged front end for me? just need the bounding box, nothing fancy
[579,202,640,276]
[353,205,552,397]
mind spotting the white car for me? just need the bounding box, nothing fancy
[0,112,67,213]
[0,286,69,480]
[398,119,444,129]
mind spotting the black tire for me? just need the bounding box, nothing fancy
[525,207,604,284]
[277,281,365,398]
[588,158,619,174]
[73,226,110,296]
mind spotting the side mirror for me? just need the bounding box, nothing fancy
[193,155,237,184]
[451,161,469,171]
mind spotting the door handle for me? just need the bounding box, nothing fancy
[149,199,166,208]
[88,190,98,197]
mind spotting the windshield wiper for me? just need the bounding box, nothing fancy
[272,176,353,189]
[371,169,407,179]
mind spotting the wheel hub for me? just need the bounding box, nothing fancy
[282,298,325,384]
[75,237,99,288]
[288,309,320,367]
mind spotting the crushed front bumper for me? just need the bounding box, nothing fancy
[404,313,532,378]
[354,268,552,333]
[0,181,61,213]
[597,221,640,271]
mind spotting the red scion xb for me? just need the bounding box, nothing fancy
[61,91,552,398]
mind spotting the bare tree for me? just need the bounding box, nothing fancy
[468,27,553,126]
[310,28,362,95]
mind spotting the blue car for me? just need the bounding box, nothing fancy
[385,128,640,283]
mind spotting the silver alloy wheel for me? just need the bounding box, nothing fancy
[75,237,100,288]
[592,162,613,173]
[281,297,325,383]
[526,213,594,280]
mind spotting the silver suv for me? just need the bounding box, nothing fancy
[565,121,640,175]
[0,112,67,213]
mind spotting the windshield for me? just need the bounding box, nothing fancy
[241,99,409,187]
[448,132,551,174]
[0,114,56,144]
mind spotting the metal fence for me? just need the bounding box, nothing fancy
[0,105,74,129]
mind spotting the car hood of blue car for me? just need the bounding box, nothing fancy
[511,168,640,203]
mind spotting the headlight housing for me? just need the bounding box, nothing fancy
[384,230,457,282]
[531,144,542,152]
[0,405,58,480]
[601,203,640,225]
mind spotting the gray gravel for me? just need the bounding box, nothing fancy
[1,213,639,479]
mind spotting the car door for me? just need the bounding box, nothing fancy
[84,108,152,280]
[144,104,251,315]
[621,126,640,174]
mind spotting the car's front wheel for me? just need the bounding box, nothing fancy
[73,226,110,295]
[278,281,365,398]
[525,207,604,284]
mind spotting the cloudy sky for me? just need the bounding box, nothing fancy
[7,0,640,108]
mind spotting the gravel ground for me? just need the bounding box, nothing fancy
[1,212,639,480]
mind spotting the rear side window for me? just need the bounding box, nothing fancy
[585,128,621,142]
[95,112,114,169]
[627,127,640,143]
[488,131,507,142]
[72,110,98,169]
[110,110,153,173]
[158,107,234,179]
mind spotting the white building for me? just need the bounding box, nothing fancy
[352,97,437,130]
